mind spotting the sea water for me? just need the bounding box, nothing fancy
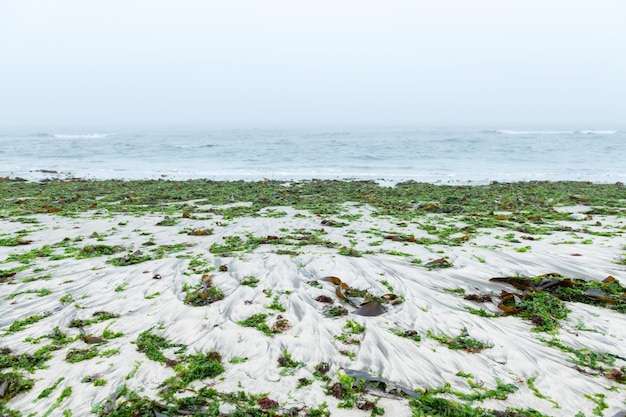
[0,127,624,184]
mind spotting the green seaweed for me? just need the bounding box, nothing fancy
[135,329,186,363]
[237,314,276,336]
[3,312,52,334]
[427,327,492,352]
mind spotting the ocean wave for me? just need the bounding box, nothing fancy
[496,130,575,135]
[172,144,216,149]
[579,130,617,135]
[53,133,113,139]
[496,129,618,135]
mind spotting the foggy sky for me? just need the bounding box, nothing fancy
[0,0,624,128]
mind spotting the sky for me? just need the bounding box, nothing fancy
[0,0,624,128]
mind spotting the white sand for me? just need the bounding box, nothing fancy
[1,202,625,416]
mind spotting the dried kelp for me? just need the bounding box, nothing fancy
[319,276,401,316]
[352,301,387,317]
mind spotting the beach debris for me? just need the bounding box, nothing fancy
[490,273,573,292]
[391,328,421,342]
[497,290,522,314]
[463,293,493,303]
[488,273,626,331]
[0,380,8,399]
[352,301,387,317]
[66,347,99,363]
[108,249,152,266]
[187,228,212,236]
[156,216,178,226]
[315,295,333,304]
[424,257,454,269]
[81,335,108,345]
[605,368,625,382]
[0,270,17,283]
[271,315,292,332]
[183,274,224,306]
[490,273,625,308]
[344,369,421,398]
[81,373,102,383]
[0,372,34,401]
[257,397,279,410]
[325,306,349,317]
[315,362,330,375]
[319,275,402,316]
[384,233,416,243]
[356,400,376,410]
[152,273,162,279]
[321,219,347,227]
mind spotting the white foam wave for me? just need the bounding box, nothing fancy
[579,130,617,135]
[496,130,575,135]
[496,129,618,135]
[53,133,113,139]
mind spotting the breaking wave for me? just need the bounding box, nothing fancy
[496,130,617,135]
[579,130,617,135]
[53,133,113,139]
[496,130,575,135]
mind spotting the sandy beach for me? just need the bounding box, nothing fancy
[1,179,625,416]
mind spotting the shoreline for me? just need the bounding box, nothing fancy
[1,179,625,416]
[3,172,626,187]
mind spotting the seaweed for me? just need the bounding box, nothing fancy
[0,371,35,402]
[490,273,626,331]
[107,250,152,266]
[183,275,224,306]
[69,311,120,328]
[3,311,52,334]
[135,329,186,364]
[237,314,276,336]
[427,327,492,352]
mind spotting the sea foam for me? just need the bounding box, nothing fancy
[53,133,113,139]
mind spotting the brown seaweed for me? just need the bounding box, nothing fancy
[497,290,522,314]
[490,273,572,292]
[320,275,400,315]
[352,301,387,317]
[81,335,108,345]
[583,289,617,304]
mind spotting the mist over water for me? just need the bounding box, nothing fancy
[1,127,624,184]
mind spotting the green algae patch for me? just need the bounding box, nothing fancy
[237,313,277,337]
[2,180,624,222]
[3,311,52,335]
[69,311,120,328]
[427,327,492,352]
[540,337,626,382]
[107,250,152,266]
[0,371,35,402]
[0,346,53,373]
[183,275,224,306]
[135,329,187,364]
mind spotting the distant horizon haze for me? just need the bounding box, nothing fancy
[0,0,624,128]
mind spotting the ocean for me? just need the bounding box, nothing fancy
[0,127,624,184]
